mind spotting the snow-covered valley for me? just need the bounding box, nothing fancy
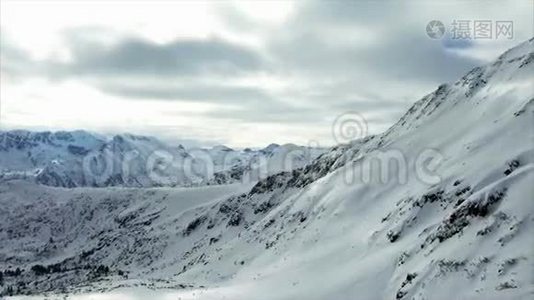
[1,38,533,300]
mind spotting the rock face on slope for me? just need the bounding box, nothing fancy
[0,39,533,299]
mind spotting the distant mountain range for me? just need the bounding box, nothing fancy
[0,130,325,188]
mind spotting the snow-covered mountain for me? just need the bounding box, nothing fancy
[194,143,325,185]
[0,130,104,171]
[0,131,324,188]
[1,39,533,299]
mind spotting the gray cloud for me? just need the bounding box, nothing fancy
[68,37,262,77]
[0,34,262,79]
[442,37,474,50]
[266,4,482,85]
[0,34,40,78]
[2,0,526,146]
[205,0,486,130]
[99,83,272,103]
[203,101,324,124]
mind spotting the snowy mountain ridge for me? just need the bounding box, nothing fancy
[0,131,324,188]
[0,38,533,299]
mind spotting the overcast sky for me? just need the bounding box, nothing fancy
[0,0,531,147]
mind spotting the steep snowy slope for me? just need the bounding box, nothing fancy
[1,39,533,299]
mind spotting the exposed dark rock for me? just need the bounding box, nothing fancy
[227,211,243,227]
[427,189,506,245]
[504,160,520,176]
[183,216,208,236]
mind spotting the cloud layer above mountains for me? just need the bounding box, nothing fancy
[1,0,531,147]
